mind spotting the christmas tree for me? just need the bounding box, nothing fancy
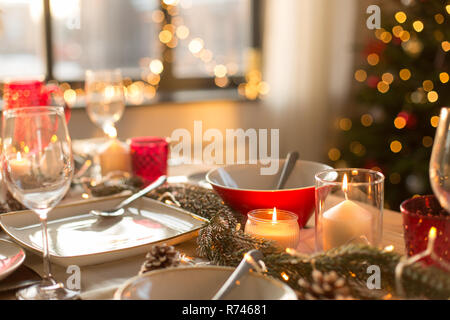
[335,0,449,209]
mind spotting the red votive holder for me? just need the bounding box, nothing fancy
[129,137,169,185]
[400,195,449,268]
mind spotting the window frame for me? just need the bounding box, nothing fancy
[39,0,263,99]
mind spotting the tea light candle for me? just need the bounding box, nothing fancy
[245,208,300,249]
[99,138,132,175]
[322,174,372,250]
[9,152,31,177]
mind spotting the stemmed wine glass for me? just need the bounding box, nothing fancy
[85,69,125,136]
[430,107,450,212]
[1,106,78,300]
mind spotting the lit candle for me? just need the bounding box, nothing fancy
[322,174,372,250]
[245,208,300,249]
[9,152,31,177]
[99,127,132,175]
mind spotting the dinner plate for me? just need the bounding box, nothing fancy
[0,196,208,267]
[114,266,297,300]
[0,239,26,281]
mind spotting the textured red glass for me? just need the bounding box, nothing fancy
[400,195,449,268]
[130,137,168,185]
[2,80,71,123]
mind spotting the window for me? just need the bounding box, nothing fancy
[0,0,262,105]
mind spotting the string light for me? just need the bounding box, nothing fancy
[395,11,407,24]
[427,91,438,103]
[430,116,440,128]
[377,81,389,93]
[354,69,367,82]
[412,20,424,32]
[361,114,373,127]
[399,68,411,81]
[394,116,407,129]
[390,140,402,153]
[439,72,449,83]
[442,41,450,52]
[367,53,379,66]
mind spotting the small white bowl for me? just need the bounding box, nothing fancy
[114,266,297,300]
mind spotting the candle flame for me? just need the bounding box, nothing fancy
[428,227,437,240]
[16,152,22,161]
[272,207,277,222]
[342,174,348,193]
[383,245,394,252]
[103,124,117,139]
[281,272,289,281]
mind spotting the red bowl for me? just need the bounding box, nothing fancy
[206,160,332,227]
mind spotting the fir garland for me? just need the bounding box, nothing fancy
[150,183,450,299]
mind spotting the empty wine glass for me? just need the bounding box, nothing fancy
[430,107,450,212]
[85,69,125,136]
[1,106,78,300]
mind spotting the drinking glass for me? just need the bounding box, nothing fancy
[1,106,78,300]
[85,69,125,136]
[430,107,450,212]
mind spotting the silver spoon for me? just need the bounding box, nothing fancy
[275,151,299,189]
[212,249,264,300]
[90,175,167,217]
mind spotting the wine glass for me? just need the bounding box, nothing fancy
[85,69,125,136]
[430,107,450,212]
[1,106,78,300]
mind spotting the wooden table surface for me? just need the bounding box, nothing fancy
[0,164,406,299]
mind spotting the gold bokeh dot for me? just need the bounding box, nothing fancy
[361,114,373,127]
[439,72,449,84]
[422,80,434,92]
[400,30,410,42]
[380,31,392,43]
[430,116,440,128]
[422,136,433,148]
[377,81,389,93]
[395,11,407,24]
[412,20,424,32]
[447,5,450,14]
[339,118,352,131]
[390,140,402,153]
[328,148,341,161]
[427,91,438,103]
[442,41,450,52]
[394,117,407,129]
[389,172,401,184]
[367,53,379,66]
[159,30,173,44]
[354,69,367,82]
[392,25,403,37]
[382,73,394,84]
[399,69,411,81]
[434,14,444,24]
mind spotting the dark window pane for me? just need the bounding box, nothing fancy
[0,0,45,79]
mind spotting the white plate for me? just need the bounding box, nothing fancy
[114,266,297,300]
[0,197,208,267]
[0,239,26,281]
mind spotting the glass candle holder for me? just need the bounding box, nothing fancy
[315,168,384,251]
[400,195,449,268]
[129,137,169,185]
[244,208,300,249]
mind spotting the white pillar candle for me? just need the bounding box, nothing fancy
[9,152,31,177]
[99,138,132,175]
[322,199,372,250]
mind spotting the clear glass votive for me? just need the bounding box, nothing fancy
[244,208,300,249]
[315,168,384,251]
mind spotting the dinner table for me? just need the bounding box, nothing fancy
[0,163,406,300]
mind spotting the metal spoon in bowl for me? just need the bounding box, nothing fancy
[90,175,167,217]
[275,151,299,189]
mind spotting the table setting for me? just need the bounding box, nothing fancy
[0,0,450,302]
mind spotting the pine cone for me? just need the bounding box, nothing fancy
[297,270,354,300]
[139,244,180,275]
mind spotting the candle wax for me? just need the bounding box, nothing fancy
[9,156,31,177]
[322,199,372,250]
[99,139,132,175]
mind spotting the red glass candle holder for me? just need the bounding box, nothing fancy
[400,195,449,268]
[2,79,71,122]
[129,137,168,185]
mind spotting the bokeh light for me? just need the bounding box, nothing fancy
[422,136,433,148]
[367,53,379,66]
[422,80,433,92]
[412,20,424,32]
[430,116,440,128]
[361,114,373,127]
[189,38,204,54]
[328,148,341,161]
[395,11,407,24]
[439,72,449,83]
[390,140,402,153]
[427,91,438,103]
[149,59,164,74]
[394,116,407,129]
[339,118,352,131]
[354,69,367,82]
[399,69,411,80]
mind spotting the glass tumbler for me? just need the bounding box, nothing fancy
[315,168,384,251]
